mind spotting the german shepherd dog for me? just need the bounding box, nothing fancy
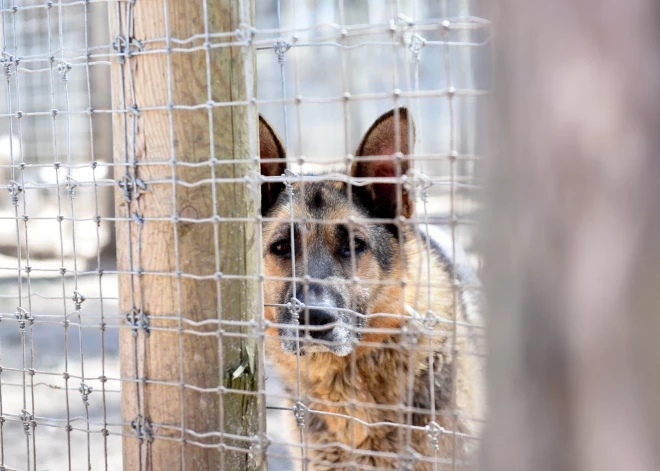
[259,108,483,470]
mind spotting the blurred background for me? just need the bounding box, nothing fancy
[0,0,489,469]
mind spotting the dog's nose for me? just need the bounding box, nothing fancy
[303,308,336,340]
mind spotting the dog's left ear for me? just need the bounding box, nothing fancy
[351,107,415,219]
[259,115,287,215]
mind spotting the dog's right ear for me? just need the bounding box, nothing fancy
[259,115,286,215]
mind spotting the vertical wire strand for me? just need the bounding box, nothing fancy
[0,4,7,464]
[10,1,37,467]
[83,0,110,467]
[439,3,460,470]
[238,0,270,467]
[274,1,306,469]
[335,2,361,468]
[45,3,74,469]
[200,0,228,466]
[285,2,309,470]
[2,1,31,467]
[114,0,144,467]
[57,2,93,468]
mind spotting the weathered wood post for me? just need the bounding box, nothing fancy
[481,0,660,470]
[109,0,261,469]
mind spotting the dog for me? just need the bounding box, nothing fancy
[259,108,483,470]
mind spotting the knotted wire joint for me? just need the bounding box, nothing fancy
[131,414,154,443]
[126,307,150,336]
[66,175,78,198]
[273,39,291,65]
[0,52,18,79]
[112,35,128,64]
[15,307,32,332]
[292,401,308,429]
[283,168,298,196]
[79,382,93,406]
[425,421,446,450]
[422,309,440,329]
[287,297,305,324]
[20,409,34,436]
[236,23,254,45]
[7,180,22,206]
[408,169,432,204]
[408,34,426,62]
[57,61,72,82]
[72,290,86,311]
[118,174,148,202]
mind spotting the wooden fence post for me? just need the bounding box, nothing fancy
[480,0,660,470]
[109,0,261,469]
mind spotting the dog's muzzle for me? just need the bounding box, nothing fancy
[278,284,357,356]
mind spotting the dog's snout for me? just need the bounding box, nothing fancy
[304,308,335,339]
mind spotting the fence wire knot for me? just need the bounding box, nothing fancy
[292,401,307,429]
[409,170,432,203]
[66,175,78,197]
[118,174,148,202]
[284,169,298,195]
[113,35,128,64]
[408,33,426,61]
[287,297,304,323]
[422,310,439,329]
[131,414,154,443]
[15,307,32,332]
[118,174,133,201]
[7,180,22,205]
[79,382,93,406]
[236,23,254,44]
[273,39,291,65]
[57,61,72,82]
[126,307,150,336]
[72,290,86,310]
[0,52,18,79]
[425,421,446,450]
[20,409,35,436]
[113,34,143,64]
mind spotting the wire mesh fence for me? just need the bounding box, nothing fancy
[0,0,489,470]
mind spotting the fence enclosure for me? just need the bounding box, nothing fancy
[0,0,488,470]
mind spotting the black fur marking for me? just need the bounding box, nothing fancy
[312,186,324,211]
[410,351,453,427]
[262,182,285,217]
[308,413,328,434]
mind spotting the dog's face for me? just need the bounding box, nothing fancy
[260,108,415,356]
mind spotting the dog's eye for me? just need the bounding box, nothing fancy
[270,239,291,257]
[341,238,367,257]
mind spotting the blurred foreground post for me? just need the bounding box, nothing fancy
[481,1,660,471]
[110,0,260,469]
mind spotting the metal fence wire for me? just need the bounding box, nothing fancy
[0,0,489,470]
